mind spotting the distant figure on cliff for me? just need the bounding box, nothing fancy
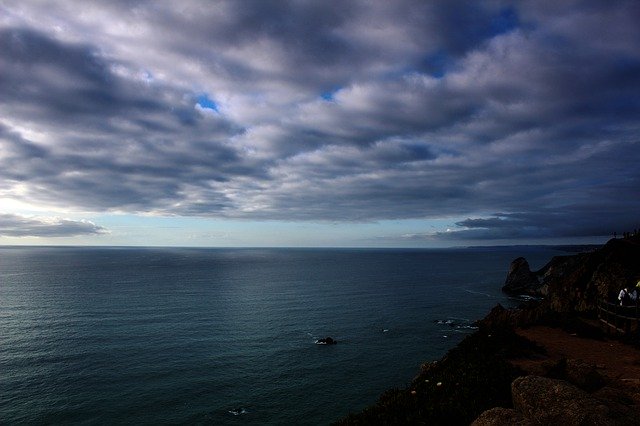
[618,287,631,306]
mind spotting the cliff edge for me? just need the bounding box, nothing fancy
[502,236,640,312]
[338,236,640,425]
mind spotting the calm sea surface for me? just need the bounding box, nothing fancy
[0,246,566,424]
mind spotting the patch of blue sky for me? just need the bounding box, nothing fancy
[196,94,219,112]
[321,92,334,101]
[320,86,342,102]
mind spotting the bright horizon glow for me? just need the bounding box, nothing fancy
[0,215,608,248]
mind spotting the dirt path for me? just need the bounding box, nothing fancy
[513,326,640,399]
[515,326,640,380]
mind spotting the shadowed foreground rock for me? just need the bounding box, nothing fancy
[471,407,533,426]
[512,376,611,425]
[474,375,639,425]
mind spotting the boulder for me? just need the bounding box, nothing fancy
[592,386,640,424]
[471,407,534,426]
[511,376,612,425]
[563,359,606,392]
[315,337,337,345]
[474,376,639,426]
[544,358,606,392]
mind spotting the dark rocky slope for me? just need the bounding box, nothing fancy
[337,328,538,425]
[338,236,640,425]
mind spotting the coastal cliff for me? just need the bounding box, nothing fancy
[338,236,640,425]
[502,236,640,312]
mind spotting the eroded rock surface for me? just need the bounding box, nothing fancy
[512,376,612,425]
[470,407,534,426]
[475,374,640,426]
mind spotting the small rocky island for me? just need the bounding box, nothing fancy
[338,235,640,425]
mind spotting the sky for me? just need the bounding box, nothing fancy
[1,1,639,247]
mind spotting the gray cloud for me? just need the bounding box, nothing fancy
[0,1,639,241]
[0,213,106,237]
[429,207,640,242]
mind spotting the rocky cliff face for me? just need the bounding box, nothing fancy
[503,236,640,313]
[339,237,640,425]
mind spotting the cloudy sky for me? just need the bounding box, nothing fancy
[1,1,639,247]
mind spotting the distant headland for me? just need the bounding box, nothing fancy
[338,235,640,425]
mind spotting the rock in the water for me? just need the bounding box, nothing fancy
[511,376,612,425]
[228,407,248,416]
[315,337,337,345]
[502,257,541,295]
[471,407,534,426]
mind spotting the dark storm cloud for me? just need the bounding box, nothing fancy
[434,208,640,241]
[0,213,106,237]
[1,0,639,241]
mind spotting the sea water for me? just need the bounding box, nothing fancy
[0,246,565,424]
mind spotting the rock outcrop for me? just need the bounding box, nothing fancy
[316,337,337,345]
[550,358,607,392]
[471,407,533,426]
[474,375,638,425]
[502,257,541,295]
[503,236,640,313]
[339,236,640,425]
[512,376,611,424]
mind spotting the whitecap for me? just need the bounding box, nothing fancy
[463,289,494,298]
[434,317,478,333]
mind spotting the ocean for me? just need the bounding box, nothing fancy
[0,246,566,424]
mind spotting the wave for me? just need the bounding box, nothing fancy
[509,294,543,302]
[434,318,478,332]
[463,289,495,298]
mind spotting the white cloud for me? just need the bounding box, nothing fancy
[0,213,107,237]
